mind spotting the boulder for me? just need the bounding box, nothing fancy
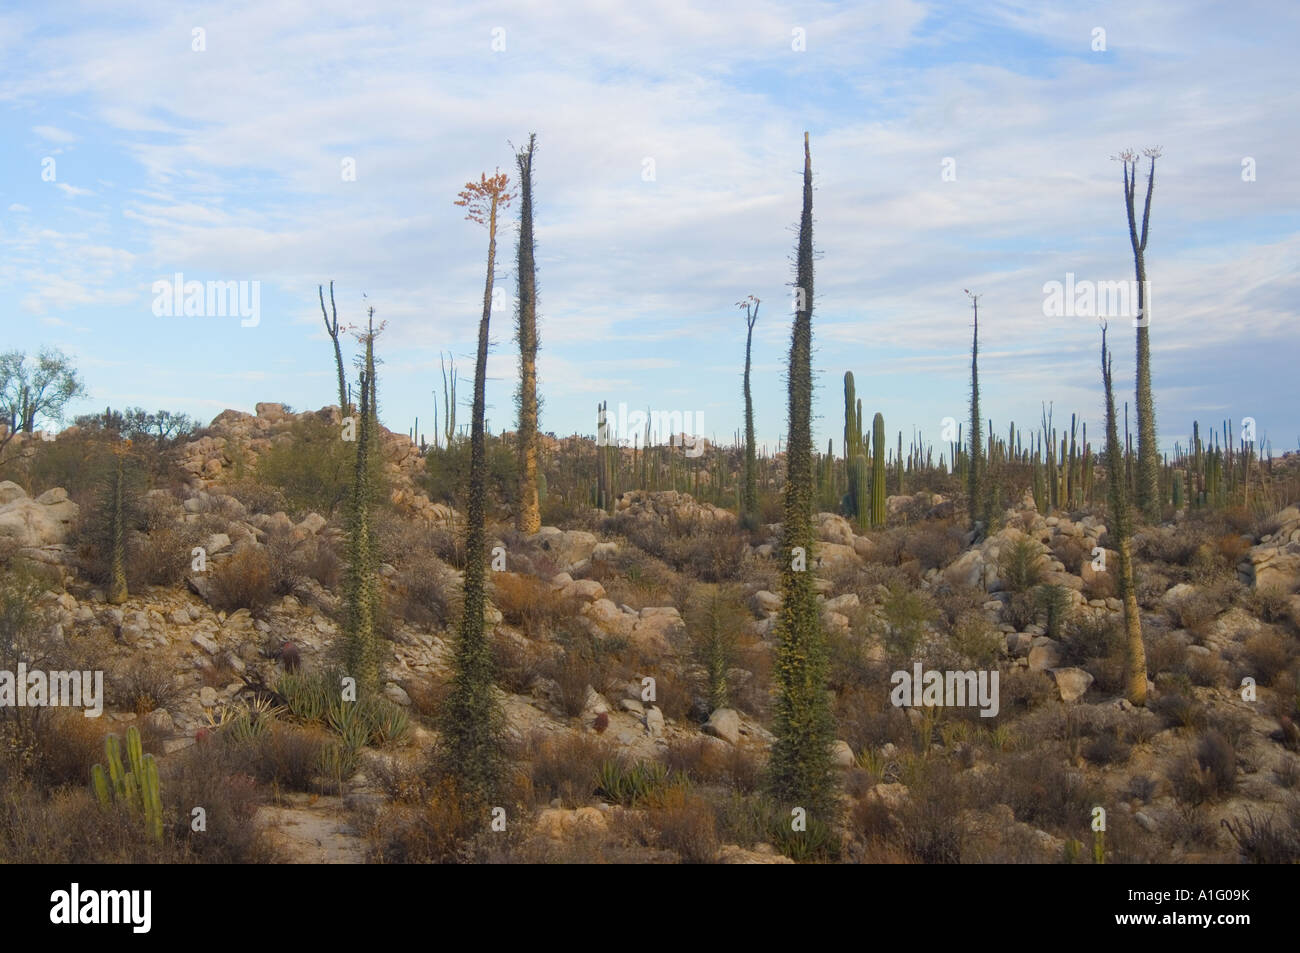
[0,487,79,547]
[582,598,635,638]
[831,740,856,768]
[703,708,741,744]
[1027,639,1063,672]
[1051,667,1094,703]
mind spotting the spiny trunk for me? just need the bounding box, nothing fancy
[1102,326,1146,706]
[768,132,835,819]
[741,310,758,525]
[515,134,541,534]
[444,191,505,801]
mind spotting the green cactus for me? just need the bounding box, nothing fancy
[1172,468,1184,508]
[90,726,163,842]
[853,454,867,524]
[871,412,886,528]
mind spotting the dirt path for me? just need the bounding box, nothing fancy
[255,794,366,863]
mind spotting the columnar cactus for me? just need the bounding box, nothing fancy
[91,725,163,842]
[871,412,886,528]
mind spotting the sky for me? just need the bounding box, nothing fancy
[2,0,1297,463]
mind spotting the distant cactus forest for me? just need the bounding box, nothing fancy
[1,131,1298,868]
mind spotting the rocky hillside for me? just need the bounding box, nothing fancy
[0,404,1297,863]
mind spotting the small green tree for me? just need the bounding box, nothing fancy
[0,347,87,458]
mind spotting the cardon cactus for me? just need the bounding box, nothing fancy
[90,725,164,842]
[871,412,886,528]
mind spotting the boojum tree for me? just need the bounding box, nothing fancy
[1114,147,1162,520]
[514,134,542,534]
[964,289,983,533]
[738,294,760,528]
[319,280,349,415]
[341,312,383,696]
[439,168,516,801]
[768,133,836,820]
[1101,320,1147,706]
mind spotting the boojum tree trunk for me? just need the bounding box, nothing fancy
[1101,323,1147,706]
[514,134,542,534]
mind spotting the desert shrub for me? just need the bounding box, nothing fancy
[1050,534,1090,575]
[995,750,1096,829]
[239,722,333,791]
[1222,806,1300,863]
[1082,563,1116,601]
[1248,586,1294,624]
[1063,613,1123,665]
[1207,708,1252,750]
[1137,528,1204,567]
[1082,732,1131,766]
[1000,667,1056,713]
[1144,629,1188,677]
[594,756,676,806]
[28,709,109,789]
[1244,630,1295,685]
[421,434,519,513]
[903,521,965,571]
[880,581,936,660]
[890,761,968,863]
[616,511,751,583]
[390,552,457,628]
[165,737,275,862]
[1186,650,1229,687]
[208,546,276,616]
[684,584,746,710]
[1150,688,1208,732]
[1002,591,1038,631]
[1164,590,1219,636]
[255,414,378,518]
[109,659,181,715]
[527,732,609,807]
[998,537,1047,593]
[493,631,541,693]
[1033,584,1072,639]
[933,584,987,629]
[662,737,762,793]
[950,610,1001,666]
[366,775,484,863]
[491,572,577,640]
[649,787,719,863]
[127,494,205,587]
[0,782,174,863]
[1169,730,1237,805]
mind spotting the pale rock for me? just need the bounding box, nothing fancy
[703,707,741,744]
[831,740,856,768]
[1051,667,1094,702]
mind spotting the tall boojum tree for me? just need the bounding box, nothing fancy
[439,168,516,801]
[768,133,836,819]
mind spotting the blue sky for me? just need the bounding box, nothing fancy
[2,0,1297,462]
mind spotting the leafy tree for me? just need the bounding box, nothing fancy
[0,347,87,455]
